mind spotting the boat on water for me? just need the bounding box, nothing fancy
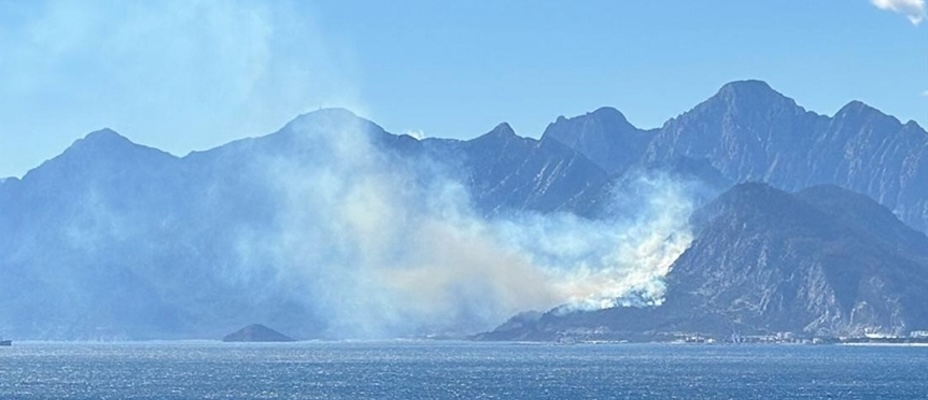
[0,338,11,346]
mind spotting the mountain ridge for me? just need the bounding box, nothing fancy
[479,182,928,341]
[543,80,928,232]
[1,80,925,340]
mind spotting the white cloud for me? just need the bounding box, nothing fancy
[871,0,927,25]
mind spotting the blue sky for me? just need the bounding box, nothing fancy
[1,0,926,178]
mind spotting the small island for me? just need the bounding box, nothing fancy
[222,324,296,342]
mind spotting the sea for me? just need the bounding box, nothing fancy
[1,341,926,399]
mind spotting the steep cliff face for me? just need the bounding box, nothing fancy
[540,107,652,175]
[480,183,928,341]
[545,80,928,232]
[423,122,609,216]
[670,183,928,337]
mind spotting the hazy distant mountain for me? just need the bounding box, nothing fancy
[0,109,610,339]
[544,80,928,232]
[1,81,925,340]
[479,183,928,341]
[540,107,652,175]
[422,122,609,215]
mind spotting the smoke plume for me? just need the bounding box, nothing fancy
[229,111,696,338]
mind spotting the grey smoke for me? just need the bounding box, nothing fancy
[234,116,697,338]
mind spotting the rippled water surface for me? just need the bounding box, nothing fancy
[1,341,926,399]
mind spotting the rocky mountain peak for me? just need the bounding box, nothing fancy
[542,107,636,141]
[20,127,177,186]
[833,100,896,124]
[586,106,633,126]
[73,128,134,151]
[281,107,366,134]
[715,79,777,99]
[469,122,519,147]
[540,107,646,173]
[704,80,797,111]
[66,127,174,162]
[292,107,360,122]
[488,122,516,137]
[902,120,925,132]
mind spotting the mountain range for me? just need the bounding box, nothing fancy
[542,81,927,232]
[479,182,928,341]
[0,80,925,340]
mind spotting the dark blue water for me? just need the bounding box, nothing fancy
[1,341,926,399]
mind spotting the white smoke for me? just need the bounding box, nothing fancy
[240,113,696,338]
[490,175,694,312]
